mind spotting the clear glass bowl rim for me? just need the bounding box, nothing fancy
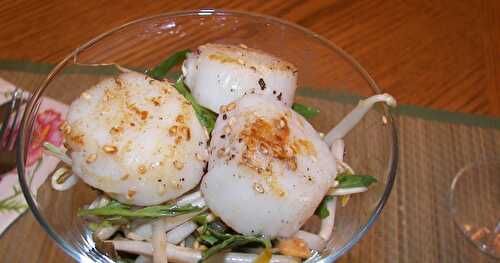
[16,9,399,263]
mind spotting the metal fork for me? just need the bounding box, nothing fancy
[0,88,25,174]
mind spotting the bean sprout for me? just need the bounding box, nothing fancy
[328,187,368,196]
[293,231,326,252]
[110,240,300,263]
[152,219,168,263]
[50,167,78,191]
[166,221,198,245]
[318,198,337,241]
[324,94,396,145]
[42,142,72,165]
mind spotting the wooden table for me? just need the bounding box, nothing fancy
[0,1,498,262]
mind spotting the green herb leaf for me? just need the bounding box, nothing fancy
[201,229,271,262]
[148,49,190,80]
[200,234,219,246]
[193,214,209,225]
[335,172,377,188]
[174,78,217,133]
[314,195,334,219]
[292,103,320,118]
[77,200,202,219]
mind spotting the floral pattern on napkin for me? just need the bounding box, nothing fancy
[0,78,68,235]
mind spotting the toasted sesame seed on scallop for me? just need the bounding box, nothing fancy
[65,71,208,206]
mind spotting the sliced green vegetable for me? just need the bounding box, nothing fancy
[77,200,202,219]
[292,103,320,118]
[174,77,217,133]
[314,195,334,219]
[193,214,210,225]
[200,234,219,246]
[335,172,377,188]
[148,49,190,80]
[201,228,271,262]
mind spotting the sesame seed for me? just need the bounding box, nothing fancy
[138,165,147,174]
[176,115,185,123]
[169,125,178,136]
[140,111,148,120]
[223,125,232,134]
[127,188,137,199]
[319,132,325,138]
[217,148,226,157]
[59,122,71,135]
[288,159,297,171]
[228,117,236,126]
[86,154,97,164]
[278,119,286,129]
[181,126,191,140]
[259,144,269,155]
[382,115,388,125]
[239,43,248,49]
[195,153,204,161]
[103,145,118,154]
[110,126,123,135]
[226,102,236,111]
[219,105,227,113]
[173,160,184,170]
[253,182,264,193]
[120,174,130,180]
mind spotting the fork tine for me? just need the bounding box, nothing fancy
[6,90,25,150]
[0,88,19,147]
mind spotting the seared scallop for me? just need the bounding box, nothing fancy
[64,72,209,206]
[201,94,336,238]
[182,43,298,113]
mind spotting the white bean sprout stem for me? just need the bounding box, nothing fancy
[152,219,168,263]
[330,139,345,162]
[166,221,198,245]
[328,187,368,196]
[324,94,396,145]
[110,240,300,263]
[175,190,206,208]
[335,159,355,174]
[42,142,72,165]
[293,231,326,252]
[94,225,120,240]
[127,212,204,242]
[318,197,337,241]
[109,240,201,263]
[50,167,78,191]
[88,195,110,209]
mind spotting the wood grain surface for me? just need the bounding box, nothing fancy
[0,1,499,263]
[0,0,499,117]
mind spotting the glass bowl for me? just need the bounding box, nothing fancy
[17,9,398,263]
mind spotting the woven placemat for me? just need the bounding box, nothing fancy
[0,67,498,263]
